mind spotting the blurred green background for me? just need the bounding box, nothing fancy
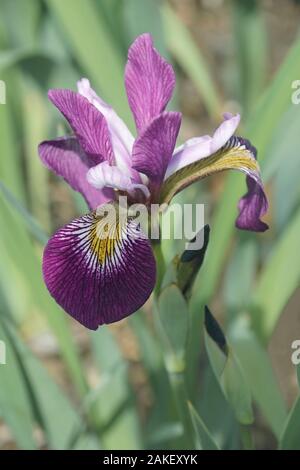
[1,0,300,450]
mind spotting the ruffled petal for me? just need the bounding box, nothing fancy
[77,78,134,173]
[125,33,176,133]
[87,162,150,199]
[38,137,113,210]
[43,205,156,329]
[160,135,268,232]
[165,113,240,179]
[131,111,181,198]
[48,89,114,165]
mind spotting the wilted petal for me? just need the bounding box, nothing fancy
[43,206,156,329]
[236,176,268,232]
[77,78,134,173]
[48,89,114,164]
[166,114,240,179]
[87,161,150,199]
[125,33,176,133]
[132,112,181,198]
[160,135,268,232]
[38,137,113,210]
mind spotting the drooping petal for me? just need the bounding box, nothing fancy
[48,89,114,164]
[160,135,268,232]
[87,161,150,199]
[38,137,113,210]
[77,78,134,173]
[131,112,181,198]
[125,33,176,133]
[165,113,240,179]
[236,176,268,232]
[43,205,156,329]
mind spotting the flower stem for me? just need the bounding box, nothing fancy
[152,239,166,295]
[168,366,196,449]
[240,424,254,450]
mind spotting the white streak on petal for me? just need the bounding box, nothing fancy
[87,162,149,198]
[78,78,134,174]
[165,114,240,179]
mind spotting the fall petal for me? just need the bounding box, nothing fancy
[166,113,240,179]
[38,137,112,210]
[160,135,268,232]
[43,206,156,329]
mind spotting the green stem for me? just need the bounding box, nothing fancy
[168,367,196,449]
[240,424,254,450]
[152,239,166,295]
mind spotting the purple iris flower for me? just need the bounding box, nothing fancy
[39,33,268,329]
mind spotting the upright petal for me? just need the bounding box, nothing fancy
[160,135,268,232]
[43,206,156,329]
[38,137,113,210]
[77,78,134,173]
[125,33,176,133]
[165,113,240,178]
[48,89,114,164]
[131,112,181,198]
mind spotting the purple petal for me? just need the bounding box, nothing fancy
[77,78,134,173]
[132,112,181,197]
[48,89,114,164]
[87,162,150,199]
[166,113,240,179]
[43,208,156,329]
[236,176,269,232]
[38,137,113,210]
[125,33,176,133]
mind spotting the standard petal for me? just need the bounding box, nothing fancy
[165,114,240,179]
[43,207,156,329]
[160,135,268,232]
[38,137,113,210]
[48,89,114,164]
[87,161,150,199]
[77,78,134,173]
[131,112,181,198]
[125,33,176,133]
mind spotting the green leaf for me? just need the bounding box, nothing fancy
[177,225,210,298]
[191,31,300,312]
[2,317,86,450]
[279,396,300,450]
[232,0,267,115]
[0,316,36,449]
[46,0,133,127]
[252,207,300,340]
[161,3,221,119]
[124,0,168,56]
[204,307,253,425]
[0,180,48,245]
[90,327,141,450]
[229,317,287,439]
[22,80,51,232]
[0,194,86,397]
[188,402,220,450]
[157,284,189,368]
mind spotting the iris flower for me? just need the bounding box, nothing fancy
[39,33,268,329]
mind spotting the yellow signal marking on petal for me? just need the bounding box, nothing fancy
[159,147,259,205]
[88,212,122,265]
